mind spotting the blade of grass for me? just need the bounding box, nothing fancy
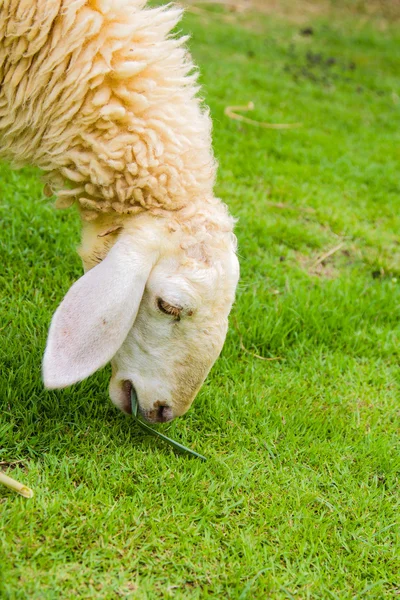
[131,389,207,461]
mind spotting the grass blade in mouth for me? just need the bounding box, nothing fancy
[131,389,206,461]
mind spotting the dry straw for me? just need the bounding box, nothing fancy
[0,471,34,498]
[224,101,302,129]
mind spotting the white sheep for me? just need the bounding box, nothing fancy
[0,0,239,422]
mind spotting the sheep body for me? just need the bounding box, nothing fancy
[0,0,218,221]
[1,0,239,419]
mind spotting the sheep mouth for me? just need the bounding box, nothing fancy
[121,380,135,414]
[121,380,174,423]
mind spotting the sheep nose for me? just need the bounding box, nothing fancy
[157,405,174,422]
[144,404,174,423]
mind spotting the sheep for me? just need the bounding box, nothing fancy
[0,0,239,423]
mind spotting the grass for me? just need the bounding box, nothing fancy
[1,1,400,597]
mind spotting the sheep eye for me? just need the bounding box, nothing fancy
[157,298,182,320]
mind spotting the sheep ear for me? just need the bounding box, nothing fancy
[42,236,155,389]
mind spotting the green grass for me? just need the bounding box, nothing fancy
[1,2,400,598]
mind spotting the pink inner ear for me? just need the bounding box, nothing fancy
[42,234,155,390]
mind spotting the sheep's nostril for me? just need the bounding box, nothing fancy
[156,405,174,423]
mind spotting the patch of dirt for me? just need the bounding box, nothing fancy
[296,253,338,279]
[296,245,350,279]
[0,460,28,471]
[284,48,357,88]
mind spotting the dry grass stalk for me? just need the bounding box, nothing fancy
[234,318,283,361]
[0,471,34,498]
[239,337,283,361]
[310,242,344,270]
[225,102,302,129]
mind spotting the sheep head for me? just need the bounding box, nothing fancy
[43,209,239,421]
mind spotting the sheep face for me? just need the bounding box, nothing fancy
[43,212,239,421]
[108,248,238,421]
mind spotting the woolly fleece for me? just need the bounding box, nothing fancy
[0,0,218,221]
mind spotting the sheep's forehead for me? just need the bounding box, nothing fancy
[143,235,238,313]
[148,262,219,306]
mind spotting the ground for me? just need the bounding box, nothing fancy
[1,1,399,598]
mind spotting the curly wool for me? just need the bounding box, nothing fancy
[0,0,217,220]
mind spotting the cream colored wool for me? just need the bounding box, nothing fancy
[0,0,217,221]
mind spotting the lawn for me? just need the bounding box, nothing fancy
[1,1,399,597]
